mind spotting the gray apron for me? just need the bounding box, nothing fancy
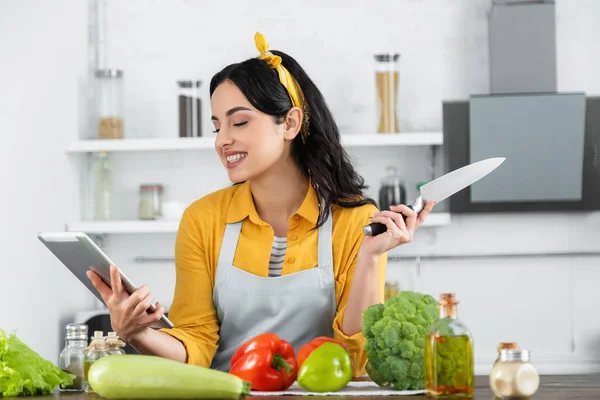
[210,213,337,372]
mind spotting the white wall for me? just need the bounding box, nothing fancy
[0,0,93,362]
[2,0,600,375]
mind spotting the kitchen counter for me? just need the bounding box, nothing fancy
[8,374,600,400]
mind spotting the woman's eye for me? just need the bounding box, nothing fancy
[233,121,248,127]
[212,128,220,134]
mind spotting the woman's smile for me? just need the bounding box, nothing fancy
[224,151,248,168]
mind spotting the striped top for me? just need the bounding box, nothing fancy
[268,236,287,277]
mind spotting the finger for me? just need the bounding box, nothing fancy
[87,270,113,304]
[138,302,165,326]
[126,285,151,313]
[110,265,126,298]
[416,201,436,226]
[132,292,154,317]
[369,216,404,240]
[390,205,417,233]
[374,210,407,232]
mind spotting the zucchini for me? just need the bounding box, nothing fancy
[87,355,250,399]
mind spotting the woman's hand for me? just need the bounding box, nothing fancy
[86,265,165,343]
[360,201,436,258]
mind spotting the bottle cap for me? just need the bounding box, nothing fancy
[65,323,88,340]
[93,331,104,340]
[500,349,530,362]
[439,293,458,305]
[498,342,519,352]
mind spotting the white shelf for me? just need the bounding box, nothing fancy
[65,132,443,153]
[65,137,216,153]
[66,212,450,235]
[66,220,180,234]
[420,212,451,227]
[342,132,443,147]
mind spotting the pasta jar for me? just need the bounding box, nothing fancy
[138,184,163,220]
[374,53,400,134]
[489,349,539,399]
[95,69,124,139]
[177,80,202,137]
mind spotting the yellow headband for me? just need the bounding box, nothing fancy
[254,32,309,143]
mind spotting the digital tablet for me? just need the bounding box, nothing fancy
[37,231,174,329]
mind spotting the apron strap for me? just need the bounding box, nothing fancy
[217,221,243,266]
[317,208,334,275]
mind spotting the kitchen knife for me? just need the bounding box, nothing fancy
[363,157,506,236]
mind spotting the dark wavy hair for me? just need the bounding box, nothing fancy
[209,49,376,228]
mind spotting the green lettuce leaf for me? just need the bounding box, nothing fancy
[0,329,74,397]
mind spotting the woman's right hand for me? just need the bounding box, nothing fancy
[86,264,165,343]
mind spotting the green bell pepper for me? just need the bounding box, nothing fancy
[297,342,352,392]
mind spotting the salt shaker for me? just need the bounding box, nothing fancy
[58,323,88,391]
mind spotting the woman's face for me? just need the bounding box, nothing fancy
[211,80,299,183]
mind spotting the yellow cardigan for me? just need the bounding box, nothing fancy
[159,181,387,377]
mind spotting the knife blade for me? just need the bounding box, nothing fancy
[363,157,505,236]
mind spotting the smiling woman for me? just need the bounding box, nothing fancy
[86,32,434,380]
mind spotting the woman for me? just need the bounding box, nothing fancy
[87,32,434,377]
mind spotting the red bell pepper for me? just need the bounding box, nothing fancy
[297,336,350,369]
[229,333,298,391]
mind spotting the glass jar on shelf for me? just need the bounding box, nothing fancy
[384,280,399,302]
[95,68,124,140]
[374,53,400,134]
[177,80,203,137]
[379,166,406,212]
[138,183,163,220]
[58,323,88,392]
[93,151,113,221]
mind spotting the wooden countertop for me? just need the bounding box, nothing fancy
[8,374,600,400]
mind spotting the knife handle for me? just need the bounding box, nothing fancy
[363,205,414,237]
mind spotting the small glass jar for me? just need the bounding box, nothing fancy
[84,331,109,393]
[58,323,88,392]
[95,69,124,140]
[374,53,400,134]
[138,184,163,220]
[105,332,127,356]
[384,280,399,302]
[489,349,539,399]
[177,80,203,137]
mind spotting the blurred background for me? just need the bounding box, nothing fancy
[1,0,599,375]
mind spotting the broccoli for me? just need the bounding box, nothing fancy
[362,291,438,391]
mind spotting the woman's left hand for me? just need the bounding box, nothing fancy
[361,201,436,257]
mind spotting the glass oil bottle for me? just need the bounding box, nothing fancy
[84,331,109,393]
[424,293,474,398]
